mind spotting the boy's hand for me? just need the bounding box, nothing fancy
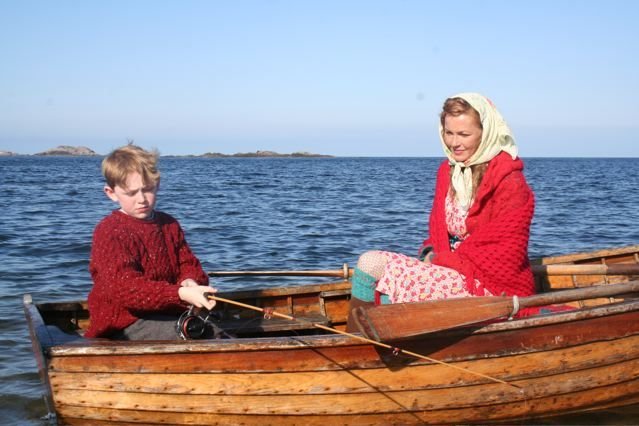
[178,285,217,310]
[179,278,200,288]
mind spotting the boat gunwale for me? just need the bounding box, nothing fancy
[29,296,639,357]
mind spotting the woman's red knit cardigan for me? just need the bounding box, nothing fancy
[421,152,536,297]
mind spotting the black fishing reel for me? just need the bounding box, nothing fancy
[176,306,211,340]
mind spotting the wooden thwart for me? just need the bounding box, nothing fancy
[353,280,639,342]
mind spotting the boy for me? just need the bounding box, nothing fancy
[85,144,216,340]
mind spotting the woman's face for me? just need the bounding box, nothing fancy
[443,113,482,164]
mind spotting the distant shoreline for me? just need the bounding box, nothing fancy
[1,146,636,159]
[0,146,333,158]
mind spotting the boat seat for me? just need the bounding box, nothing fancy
[216,313,330,335]
[44,325,86,345]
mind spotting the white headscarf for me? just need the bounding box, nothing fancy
[439,92,518,210]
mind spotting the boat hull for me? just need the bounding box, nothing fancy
[25,299,639,424]
[24,244,639,425]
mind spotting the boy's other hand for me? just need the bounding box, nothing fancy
[178,286,217,310]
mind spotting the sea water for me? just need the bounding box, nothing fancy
[1,156,638,425]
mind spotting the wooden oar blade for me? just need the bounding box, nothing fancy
[353,296,514,342]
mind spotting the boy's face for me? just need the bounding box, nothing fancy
[104,172,158,220]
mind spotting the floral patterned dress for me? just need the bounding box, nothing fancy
[375,194,492,303]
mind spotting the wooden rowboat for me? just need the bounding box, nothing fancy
[24,245,639,425]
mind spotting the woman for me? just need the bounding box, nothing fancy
[347,93,535,330]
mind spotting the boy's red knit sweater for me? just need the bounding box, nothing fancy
[421,152,536,297]
[85,210,209,338]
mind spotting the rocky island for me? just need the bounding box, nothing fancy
[199,150,332,158]
[35,145,98,156]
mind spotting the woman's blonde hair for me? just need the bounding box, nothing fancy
[102,144,160,189]
[439,97,481,129]
[440,97,487,200]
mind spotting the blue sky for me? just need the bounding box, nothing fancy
[1,1,637,157]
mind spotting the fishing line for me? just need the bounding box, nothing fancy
[207,294,523,391]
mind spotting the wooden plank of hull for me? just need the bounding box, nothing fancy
[52,379,639,426]
[50,378,639,426]
[53,378,639,426]
[56,407,430,426]
[49,358,639,415]
[51,360,639,424]
[48,334,639,395]
[48,343,384,373]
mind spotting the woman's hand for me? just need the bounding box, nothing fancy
[422,251,435,264]
[417,244,434,263]
[178,285,217,310]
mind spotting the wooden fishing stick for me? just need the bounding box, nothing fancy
[207,294,521,391]
[209,263,639,278]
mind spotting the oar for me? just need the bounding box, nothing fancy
[531,263,639,275]
[206,294,522,390]
[353,280,639,342]
[208,263,351,279]
[207,263,639,279]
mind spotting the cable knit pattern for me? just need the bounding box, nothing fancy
[85,210,209,338]
[420,152,536,298]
